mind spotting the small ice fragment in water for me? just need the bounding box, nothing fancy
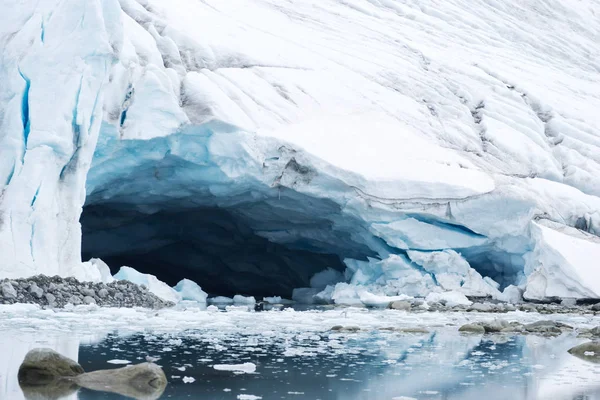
[214,363,257,373]
[183,376,195,383]
[392,397,417,400]
[237,395,262,400]
[107,359,131,364]
[176,366,186,371]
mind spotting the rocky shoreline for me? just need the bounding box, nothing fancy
[3,274,600,314]
[386,298,600,315]
[0,275,174,309]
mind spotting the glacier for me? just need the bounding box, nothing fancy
[1,0,600,303]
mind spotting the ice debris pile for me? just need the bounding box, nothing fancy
[1,0,600,302]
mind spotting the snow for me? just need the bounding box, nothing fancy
[214,362,257,374]
[113,266,181,303]
[425,291,472,308]
[233,295,256,305]
[208,296,234,305]
[81,258,115,284]
[107,359,131,364]
[263,296,294,305]
[173,279,208,303]
[1,0,600,301]
[524,221,600,300]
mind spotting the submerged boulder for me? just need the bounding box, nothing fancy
[458,323,485,334]
[524,320,572,335]
[74,362,167,400]
[18,348,84,385]
[18,348,167,400]
[568,342,600,363]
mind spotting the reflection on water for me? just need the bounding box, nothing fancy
[3,327,600,399]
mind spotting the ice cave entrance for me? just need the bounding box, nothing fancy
[80,192,373,298]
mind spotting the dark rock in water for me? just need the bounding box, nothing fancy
[0,275,174,309]
[18,348,167,400]
[330,325,361,332]
[458,323,485,334]
[18,348,84,385]
[20,376,80,400]
[74,362,167,400]
[568,342,600,363]
[524,320,572,335]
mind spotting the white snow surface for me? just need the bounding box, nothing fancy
[1,0,600,300]
[173,279,208,303]
[114,266,181,303]
[214,362,257,374]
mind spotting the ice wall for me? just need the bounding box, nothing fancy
[1,0,600,300]
[0,0,121,279]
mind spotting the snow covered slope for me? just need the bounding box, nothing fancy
[1,0,599,300]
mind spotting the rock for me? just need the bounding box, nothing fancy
[524,320,572,335]
[330,325,360,332]
[592,303,600,312]
[468,303,493,312]
[18,348,84,384]
[480,319,509,333]
[81,288,96,297]
[18,349,166,400]
[458,324,485,334]
[500,322,524,333]
[1,281,17,298]
[0,275,174,309]
[568,342,600,363]
[45,293,56,305]
[29,283,44,298]
[399,327,429,333]
[590,326,600,336]
[74,362,167,400]
[519,304,537,312]
[389,301,411,311]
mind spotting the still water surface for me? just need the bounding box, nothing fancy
[4,327,600,400]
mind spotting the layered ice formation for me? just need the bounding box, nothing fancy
[1,0,600,302]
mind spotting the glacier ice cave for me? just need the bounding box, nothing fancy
[81,126,371,297]
[2,0,600,304]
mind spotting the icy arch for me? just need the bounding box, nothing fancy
[81,122,380,297]
[81,122,530,300]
